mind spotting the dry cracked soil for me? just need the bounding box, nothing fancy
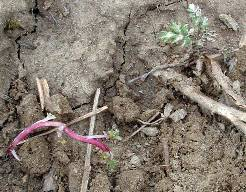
[0,0,246,191]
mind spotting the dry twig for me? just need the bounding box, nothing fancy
[128,62,187,84]
[67,106,108,126]
[36,78,51,111]
[161,138,170,174]
[80,88,101,192]
[205,55,246,109]
[137,117,165,126]
[124,112,160,141]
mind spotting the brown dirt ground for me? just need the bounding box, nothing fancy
[0,0,246,191]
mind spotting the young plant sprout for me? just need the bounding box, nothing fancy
[107,129,122,141]
[160,4,214,48]
[101,152,118,171]
[7,114,111,161]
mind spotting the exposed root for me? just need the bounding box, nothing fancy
[124,112,160,141]
[205,55,246,109]
[153,69,246,135]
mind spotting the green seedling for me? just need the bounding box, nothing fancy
[100,152,118,172]
[107,129,122,141]
[160,4,214,48]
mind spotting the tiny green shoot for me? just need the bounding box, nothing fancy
[107,129,122,141]
[160,4,213,48]
[100,152,118,172]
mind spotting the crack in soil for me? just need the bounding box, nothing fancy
[71,101,91,110]
[122,10,132,69]
[103,10,132,97]
[15,0,38,63]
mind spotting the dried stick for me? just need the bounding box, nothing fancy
[128,55,189,84]
[124,112,160,141]
[153,69,246,135]
[36,78,51,111]
[67,106,108,126]
[205,56,246,109]
[137,117,165,126]
[161,138,170,174]
[80,88,101,192]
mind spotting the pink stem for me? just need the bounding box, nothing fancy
[7,121,65,154]
[7,121,111,159]
[63,127,110,152]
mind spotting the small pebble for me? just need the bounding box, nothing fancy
[163,103,174,118]
[130,155,141,167]
[144,142,150,146]
[141,127,159,137]
[239,33,246,48]
[219,14,239,31]
[43,169,56,192]
[232,80,241,94]
[169,109,187,122]
[217,122,225,131]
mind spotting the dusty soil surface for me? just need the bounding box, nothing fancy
[0,0,246,191]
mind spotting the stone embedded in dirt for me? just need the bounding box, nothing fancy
[219,14,239,31]
[129,155,141,167]
[68,161,83,192]
[116,170,146,192]
[141,127,159,137]
[163,103,174,118]
[139,109,159,121]
[19,137,51,176]
[112,96,140,122]
[169,109,187,122]
[17,94,44,127]
[43,169,56,192]
[89,173,111,192]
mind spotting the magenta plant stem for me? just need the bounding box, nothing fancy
[7,121,65,155]
[7,120,110,160]
[63,127,110,152]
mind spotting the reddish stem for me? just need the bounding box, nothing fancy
[7,121,65,154]
[63,127,110,152]
[7,121,110,159]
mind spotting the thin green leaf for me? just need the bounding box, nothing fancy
[170,22,181,34]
